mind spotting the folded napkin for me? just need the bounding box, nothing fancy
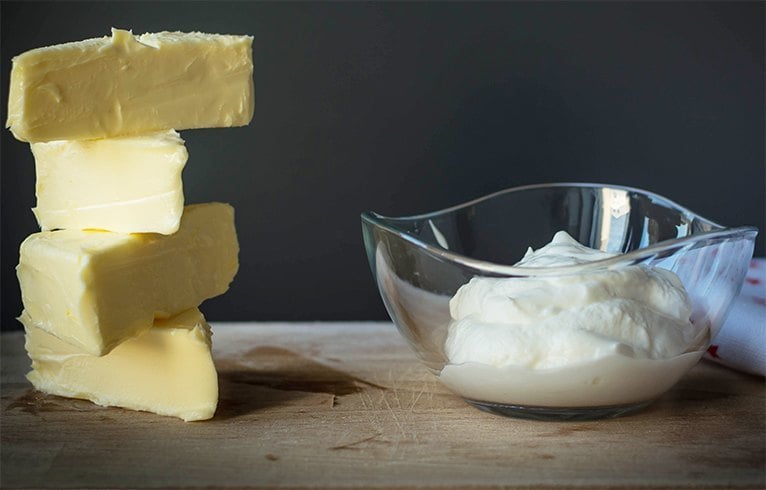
[704,258,766,376]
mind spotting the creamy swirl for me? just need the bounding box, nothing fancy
[445,231,705,370]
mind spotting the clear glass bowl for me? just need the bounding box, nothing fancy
[361,183,758,420]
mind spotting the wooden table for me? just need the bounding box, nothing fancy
[2,322,764,489]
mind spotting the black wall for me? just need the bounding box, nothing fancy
[2,1,764,329]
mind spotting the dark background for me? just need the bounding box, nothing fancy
[1,1,764,330]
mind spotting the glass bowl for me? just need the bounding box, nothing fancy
[361,183,757,420]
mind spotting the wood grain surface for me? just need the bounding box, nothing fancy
[1,322,764,489]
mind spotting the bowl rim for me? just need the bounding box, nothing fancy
[361,182,758,276]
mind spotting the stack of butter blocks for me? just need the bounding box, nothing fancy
[7,29,254,421]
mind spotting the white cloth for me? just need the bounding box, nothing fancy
[704,258,766,376]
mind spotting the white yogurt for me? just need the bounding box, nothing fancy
[440,231,708,407]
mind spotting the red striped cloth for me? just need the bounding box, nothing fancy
[704,258,766,376]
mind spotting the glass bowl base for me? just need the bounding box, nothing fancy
[465,399,653,421]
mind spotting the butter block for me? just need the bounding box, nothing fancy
[7,28,254,142]
[22,308,218,422]
[17,203,239,356]
[31,130,187,234]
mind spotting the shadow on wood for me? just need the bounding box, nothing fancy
[215,346,387,419]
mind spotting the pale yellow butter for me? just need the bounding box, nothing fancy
[23,307,218,422]
[17,202,239,356]
[31,130,187,234]
[7,28,254,142]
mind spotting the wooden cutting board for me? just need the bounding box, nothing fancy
[1,322,764,489]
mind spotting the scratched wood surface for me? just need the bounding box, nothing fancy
[1,322,764,489]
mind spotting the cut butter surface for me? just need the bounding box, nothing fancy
[22,307,218,422]
[17,202,239,356]
[7,28,254,142]
[31,130,187,234]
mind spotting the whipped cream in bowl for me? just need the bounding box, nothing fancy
[362,183,758,420]
[440,231,709,418]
